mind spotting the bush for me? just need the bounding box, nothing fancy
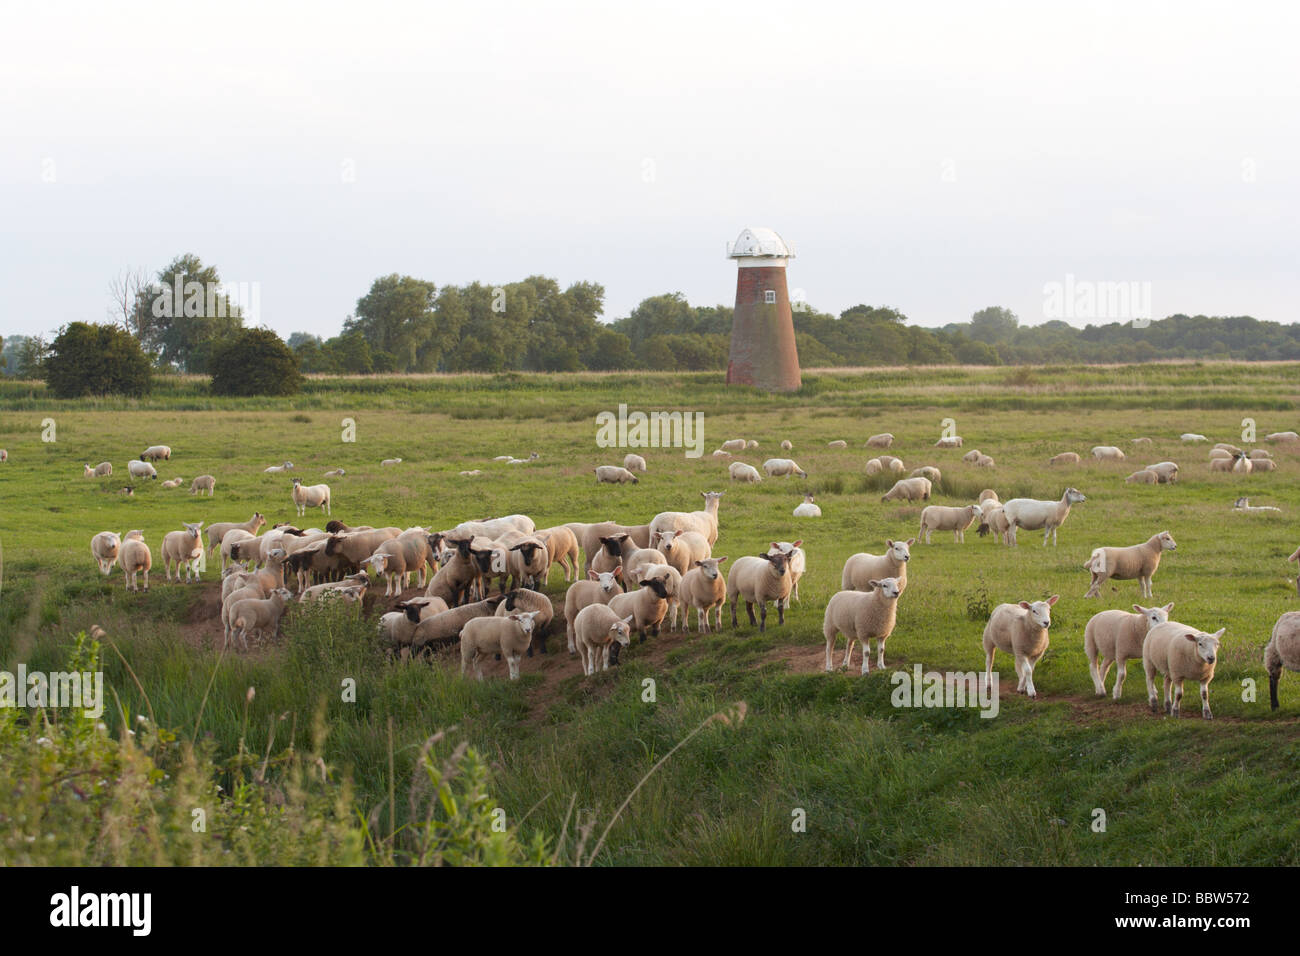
[209,328,303,396]
[42,323,152,398]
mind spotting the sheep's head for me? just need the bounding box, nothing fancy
[702,491,724,505]
[885,539,913,563]
[1065,487,1086,504]
[184,520,203,538]
[640,576,670,599]
[366,553,389,574]
[694,556,727,580]
[1134,603,1174,628]
[1183,628,1224,665]
[759,551,789,577]
[599,534,626,556]
[511,541,542,564]
[508,611,539,636]
[804,493,815,503]
[1156,531,1177,551]
[610,615,635,646]
[273,587,294,602]
[866,577,902,600]
[1017,595,1059,629]
[588,568,621,593]
[399,602,423,624]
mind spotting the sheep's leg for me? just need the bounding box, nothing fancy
[1199,680,1212,719]
[984,644,996,678]
[1013,654,1026,692]
[1269,671,1281,711]
[876,637,887,672]
[714,605,723,632]
[1163,677,1173,715]
[142,569,149,592]
[823,623,838,672]
[746,601,758,627]
[1171,679,1184,717]
[759,602,768,632]
[1088,655,1106,696]
[861,638,872,676]
[776,598,786,626]
[840,638,856,671]
[1022,658,1038,698]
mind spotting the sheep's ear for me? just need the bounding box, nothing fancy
[692,560,702,568]
[622,614,636,625]
[1018,601,1032,610]
[1047,594,1060,605]
[885,539,894,547]
[866,580,880,591]
[612,566,622,578]
[1133,605,1145,614]
[905,538,915,546]
[1182,632,1198,642]
[716,556,728,564]
[587,570,600,580]
[791,540,802,549]
[1211,628,1226,639]
[1162,603,1174,614]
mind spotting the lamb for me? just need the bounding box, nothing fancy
[866,433,893,449]
[793,493,821,517]
[161,521,205,583]
[460,611,540,680]
[222,581,270,644]
[607,574,671,643]
[648,491,724,546]
[972,453,995,468]
[729,461,763,483]
[780,440,793,451]
[1083,531,1176,598]
[160,477,184,489]
[1264,611,1300,710]
[572,603,635,676]
[1083,603,1173,698]
[127,460,157,480]
[1142,620,1224,718]
[918,504,981,544]
[1125,469,1157,484]
[1250,459,1277,472]
[623,453,647,473]
[535,525,580,584]
[264,461,294,473]
[324,468,346,477]
[1002,487,1086,546]
[979,505,1011,544]
[291,479,332,516]
[982,595,1059,699]
[827,440,848,449]
[563,569,623,653]
[1049,452,1081,466]
[140,445,172,461]
[726,551,792,632]
[119,531,152,592]
[711,450,732,459]
[494,588,555,654]
[225,545,288,595]
[961,449,982,463]
[409,596,506,651]
[720,439,748,452]
[227,588,295,650]
[380,457,403,466]
[679,557,729,633]
[1091,446,1125,461]
[595,465,639,484]
[373,597,444,645]
[189,475,216,496]
[366,531,437,596]
[83,462,113,477]
[1180,433,1208,442]
[1265,431,1299,443]
[300,572,370,603]
[206,513,267,556]
[880,477,931,503]
[655,529,712,578]
[842,539,911,593]
[910,466,941,484]
[864,459,883,476]
[934,435,963,448]
[1145,461,1179,483]
[822,578,902,674]
[763,458,807,479]
[90,531,121,575]
[1232,497,1281,513]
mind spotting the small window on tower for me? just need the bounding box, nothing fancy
[764,290,776,304]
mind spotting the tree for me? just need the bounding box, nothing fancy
[346,274,438,372]
[209,328,302,396]
[968,306,1020,344]
[3,335,50,378]
[130,254,245,372]
[43,323,152,398]
[107,267,149,331]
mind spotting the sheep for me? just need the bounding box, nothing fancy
[1208,447,1233,461]
[1083,531,1176,599]
[458,469,483,476]
[726,551,792,632]
[595,465,639,485]
[119,531,152,592]
[1125,469,1157,484]
[719,438,747,452]
[910,466,941,484]
[655,529,712,578]
[1213,442,1243,455]
[1250,449,1272,459]
[978,505,1011,544]
[366,532,437,596]
[380,457,403,466]
[711,450,732,459]
[1049,452,1080,466]
[864,458,883,476]
[1291,546,1300,597]
[877,455,903,471]
[1142,620,1224,718]
[300,572,370,603]
[1208,455,1238,472]
[452,515,536,538]
[1131,437,1153,446]
[90,531,121,575]
[1250,459,1277,472]
[827,440,848,449]
[866,433,893,449]
[0,449,6,462]
[729,461,763,483]
[1145,461,1179,483]
[459,611,540,680]
[746,440,759,449]
[252,524,311,566]
[1265,611,1300,710]
[224,545,288,596]
[373,596,447,645]
[160,477,184,489]
[206,513,267,556]
[880,477,931,503]
[649,491,724,546]
[982,595,1059,699]
[1091,445,1125,461]
[1083,603,1173,698]
[291,479,331,516]
[1002,487,1086,546]
[607,574,671,643]
[120,486,135,496]
[589,532,653,581]
[264,461,294,473]
[979,489,999,503]
[1232,453,1253,474]
[140,445,172,461]
[1180,433,1208,442]
[842,539,911,593]
[1232,497,1281,513]
[679,557,729,633]
[227,587,295,651]
[501,533,548,590]
[765,541,806,602]
[189,475,216,496]
[961,449,982,463]
[763,458,807,479]
[494,588,555,654]
[127,460,157,480]
[324,467,346,477]
[222,581,270,644]
[83,462,113,478]
[780,439,793,451]
[822,578,902,674]
[536,525,580,584]
[918,504,981,544]
[161,521,205,583]
[793,493,821,517]
[934,435,963,448]
[1265,431,1299,443]
[972,453,995,468]
[572,603,635,675]
[410,596,506,651]
[623,453,647,473]
[563,569,623,652]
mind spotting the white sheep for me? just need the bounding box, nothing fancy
[380,458,403,466]
[1083,531,1176,598]
[291,478,331,516]
[1131,437,1153,446]
[711,449,732,459]
[961,449,982,463]
[1049,452,1081,466]
[780,439,793,451]
[1124,469,1158,484]
[623,453,647,473]
[746,440,759,449]
[324,467,346,477]
[1250,459,1277,472]
[459,612,540,680]
[595,465,639,484]
[918,504,981,544]
[227,587,295,650]
[0,450,7,462]
[563,569,623,653]
[1180,433,1208,442]
[1232,497,1281,514]
[189,475,216,496]
[119,531,152,592]
[1214,442,1243,454]
[127,460,157,480]
[655,529,711,578]
[1249,449,1272,459]
[728,461,763,483]
[864,458,883,476]
[160,477,184,489]
[1208,447,1233,461]
[648,491,723,547]
[763,458,807,479]
[720,439,748,452]
[1265,431,1299,443]
[1083,603,1173,698]
[972,453,995,468]
[1232,453,1253,474]
[827,440,848,449]
[793,493,821,517]
[866,433,893,449]
[572,603,635,675]
[982,595,1059,699]
[1264,611,1300,710]
[607,573,672,643]
[140,445,172,461]
[822,578,902,674]
[90,531,121,575]
[1145,461,1179,483]
[536,525,580,584]
[679,557,729,633]
[766,540,806,602]
[842,539,911,592]
[934,435,963,448]
[84,462,113,477]
[726,551,793,632]
[161,521,205,583]
[880,477,931,502]
[1091,446,1126,461]
[910,465,941,484]
[1002,487,1086,546]
[1142,620,1224,718]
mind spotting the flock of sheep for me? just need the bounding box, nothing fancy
[73,427,1300,717]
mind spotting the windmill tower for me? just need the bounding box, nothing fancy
[725,226,801,392]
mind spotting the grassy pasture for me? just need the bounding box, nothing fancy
[1,362,1299,865]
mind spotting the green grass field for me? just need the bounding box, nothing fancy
[2,362,1299,865]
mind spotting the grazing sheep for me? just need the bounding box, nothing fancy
[842,539,912,592]
[1208,447,1233,461]
[161,521,205,583]
[623,453,647,473]
[160,477,184,489]
[1232,497,1281,513]
[1208,455,1238,473]
[973,453,995,468]
[982,596,1059,699]
[452,515,536,538]
[409,596,506,651]
[1265,431,1299,443]
[607,574,671,643]
[324,467,346,477]
[864,458,883,476]
[793,493,821,517]
[726,551,792,632]
[648,491,724,547]
[1131,437,1153,446]
[0,449,6,462]
[83,462,113,478]
[140,445,172,461]
[1180,433,1208,442]
[301,572,370,603]
[563,569,623,653]
[1049,452,1081,466]
[1142,620,1224,718]
[264,461,294,473]
[536,525,580,584]
[189,474,216,496]
[595,465,639,485]
[910,465,941,484]
[90,531,121,575]
[291,478,331,516]
[573,603,635,675]
[1250,459,1277,472]
[1214,442,1243,455]
[227,588,295,650]
[880,477,931,503]
[1002,487,1086,546]
[866,433,894,449]
[746,440,759,449]
[729,461,763,483]
[366,531,437,596]
[460,612,540,680]
[822,578,902,674]
[827,440,848,449]
[119,531,152,592]
[961,449,982,463]
[1083,603,1173,698]
[680,557,729,633]
[127,460,157,480]
[934,435,963,448]
[918,504,981,544]
[1091,446,1126,461]
[711,449,732,459]
[763,458,807,479]
[1264,611,1300,710]
[120,486,135,496]
[380,457,403,466]
[1250,449,1272,459]
[1145,461,1179,483]
[720,439,748,452]
[978,504,1012,544]
[206,513,267,556]
[780,439,793,451]
[1125,469,1158,484]
[1083,531,1176,598]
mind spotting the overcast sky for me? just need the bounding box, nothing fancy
[2,0,1296,340]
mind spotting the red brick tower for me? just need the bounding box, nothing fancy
[726,227,801,392]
